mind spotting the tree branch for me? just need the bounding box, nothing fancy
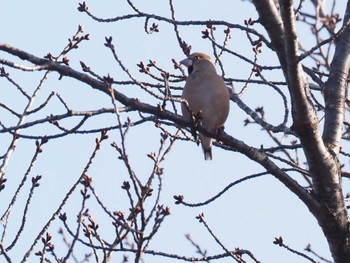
[323,6,350,154]
[251,0,288,78]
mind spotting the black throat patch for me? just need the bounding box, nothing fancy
[188,65,193,75]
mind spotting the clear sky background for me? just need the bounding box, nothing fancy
[0,1,348,262]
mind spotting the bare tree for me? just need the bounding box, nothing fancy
[0,0,349,262]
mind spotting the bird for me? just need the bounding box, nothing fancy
[180,52,230,160]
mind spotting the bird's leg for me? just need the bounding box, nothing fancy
[191,129,200,145]
[190,110,204,145]
[193,110,203,127]
[215,125,225,135]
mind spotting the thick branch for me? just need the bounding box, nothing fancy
[279,1,317,128]
[278,1,328,191]
[323,5,350,154]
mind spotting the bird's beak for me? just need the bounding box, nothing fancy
[180,57,192,68]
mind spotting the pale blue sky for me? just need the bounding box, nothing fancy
[0,1,347,262]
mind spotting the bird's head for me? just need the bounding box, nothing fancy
[180,52,215,75]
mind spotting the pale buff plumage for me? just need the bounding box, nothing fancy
[180,52,230,160]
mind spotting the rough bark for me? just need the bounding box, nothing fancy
[323,2,350,155]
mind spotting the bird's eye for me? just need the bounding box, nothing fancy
[193,56,200,60]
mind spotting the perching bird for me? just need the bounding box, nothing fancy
[180,52,230,160]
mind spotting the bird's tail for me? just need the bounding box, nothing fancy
[203,148,212,161]
[199,134,212,161]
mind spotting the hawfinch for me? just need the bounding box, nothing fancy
[180,52,230,160]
